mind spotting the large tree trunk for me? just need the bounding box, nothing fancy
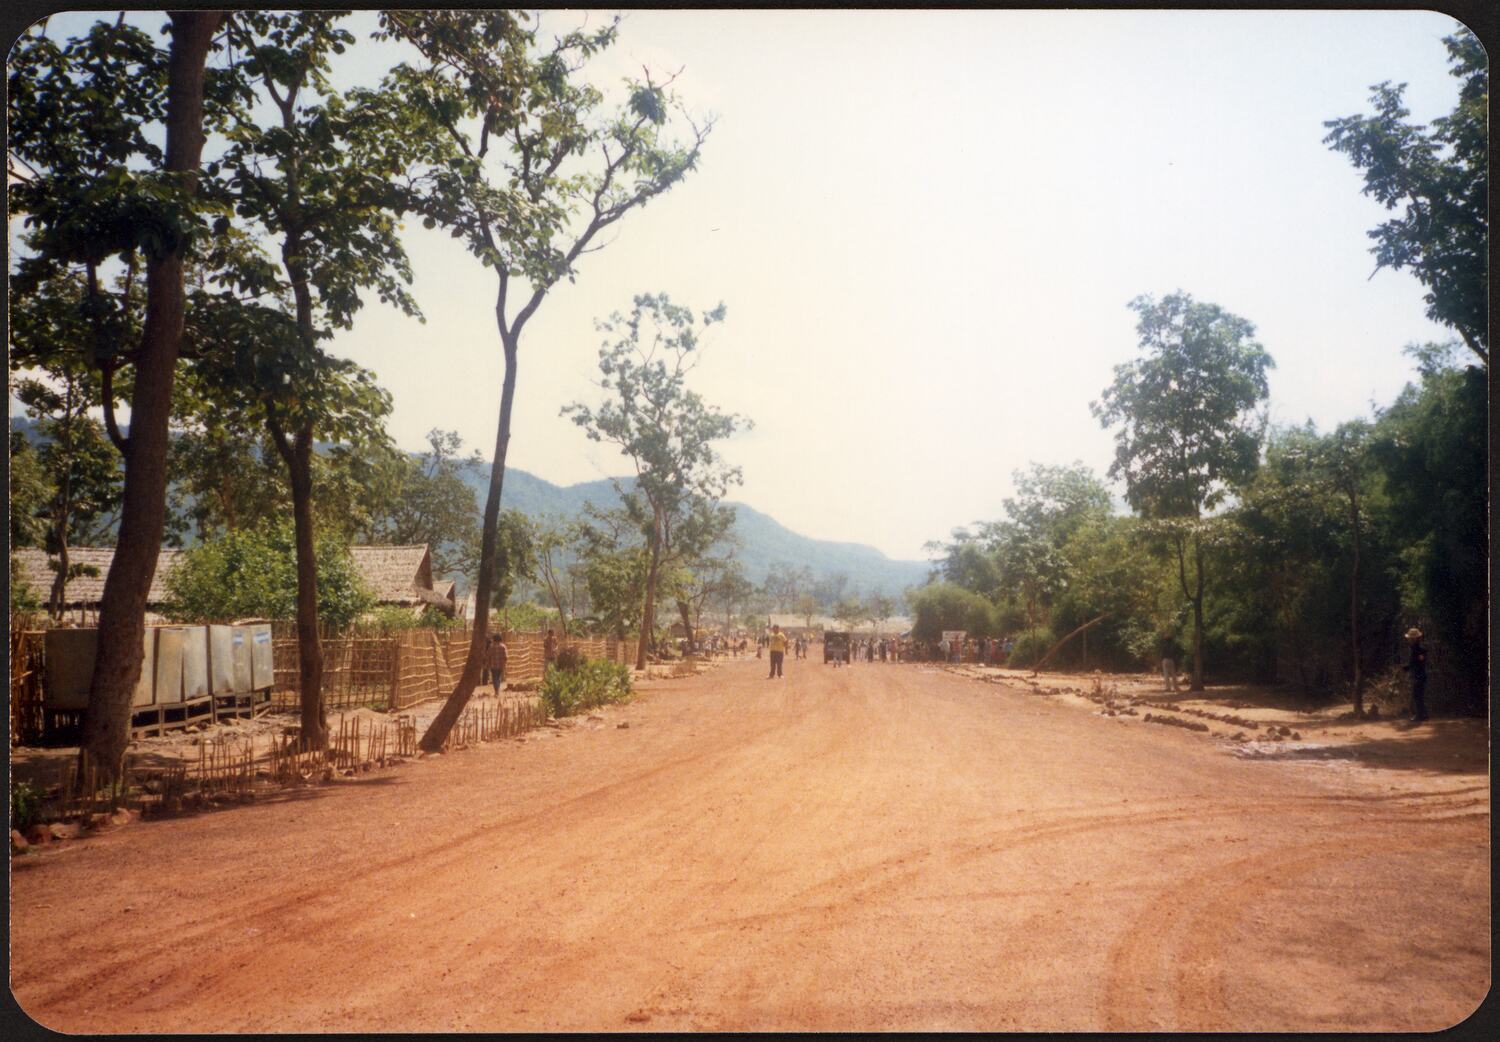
[272,423,327,751]
[81,12,223,780]
[636,516,663,670]
[420,323,518,752]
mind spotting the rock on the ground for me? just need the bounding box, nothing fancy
[48,822,82,841]
[11,829,28,852]
[24,824,50,846]
[617,721,630,729]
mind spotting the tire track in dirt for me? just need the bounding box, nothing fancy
[15,697,808,1023]
[1100,822,1488,1031]
[10,656,1489,1033]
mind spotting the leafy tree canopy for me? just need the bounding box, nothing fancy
[162,521,373,627]
[1323,28,1488,366]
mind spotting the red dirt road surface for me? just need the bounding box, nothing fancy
[9,656,1490,1032]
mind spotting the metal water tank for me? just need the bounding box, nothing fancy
[153,627,186,705]
[208,625,237,695]
[229,626,254,693]
[179,626,210,701]
[248,623,274,689]
[43,629,155,709]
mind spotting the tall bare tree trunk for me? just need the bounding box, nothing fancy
[81,12,223,780]
[420,320,518,752]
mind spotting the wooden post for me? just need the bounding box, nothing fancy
[388,634,401,712]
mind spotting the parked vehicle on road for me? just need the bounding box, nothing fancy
[823,631,851,664]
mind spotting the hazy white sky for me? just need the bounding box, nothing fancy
[13,9,1475,560]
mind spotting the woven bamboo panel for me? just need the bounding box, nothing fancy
[265,626,640,711]
[10,629,46,746]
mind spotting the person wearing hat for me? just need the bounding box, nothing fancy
[1401,627,1428,722]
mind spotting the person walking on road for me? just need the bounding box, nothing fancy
[486,634,508,693]
[768,625,787,679]
[1402,627,1429,722]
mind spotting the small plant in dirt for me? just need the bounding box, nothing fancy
[541,658,633,718]
[11,780,42,832]
[1360,667,1411,716]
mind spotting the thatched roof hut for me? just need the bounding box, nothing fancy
[11,547,184,609]
[347,544,455,612]
[12,543,455,615]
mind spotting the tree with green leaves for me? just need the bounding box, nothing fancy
[1368,343,1486,713]
[1091,292,1273,690]
[1310,421,1376,712]
[564,294,747,668]
[9,431,56,616]
[163,521,373,627]
[981,462,1113,633]
[832,596,868,634]
[10,11,227,778]
[361,429,483,581]
[812,571,851,611]
[572,503,652,641]
[676,551,746,636]
[8,268,128,615]
[1323,27,1487,367]
[906,583,993,642]
[925,529,1002,600]
[866,593,897,634]
[176,10,429,750]
[760,562,813,612]
[371,12,712,751]
[490,508,541,621]
[794,592,820,632]
[531,514,586,635]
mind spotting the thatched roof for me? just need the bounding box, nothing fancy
[12,543,452,610]
[346,544,439,605]
[11,547,183,607]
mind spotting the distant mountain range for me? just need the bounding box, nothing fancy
[466,466,930,599]
[10,414,931,600]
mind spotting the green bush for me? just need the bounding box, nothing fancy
[1004,628,1054,669]
[364,604,460,632]
[163,521,373,626]
[497,601,561,632]
[11,779,42,832]
[540,658,632,718]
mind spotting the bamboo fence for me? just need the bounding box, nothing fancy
[34,694,549,824]
[10,627,46,746]
[271,625,640,711]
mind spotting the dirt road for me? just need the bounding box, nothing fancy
[10,656,1490,1032]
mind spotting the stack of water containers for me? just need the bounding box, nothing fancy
[42,622,275,737]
